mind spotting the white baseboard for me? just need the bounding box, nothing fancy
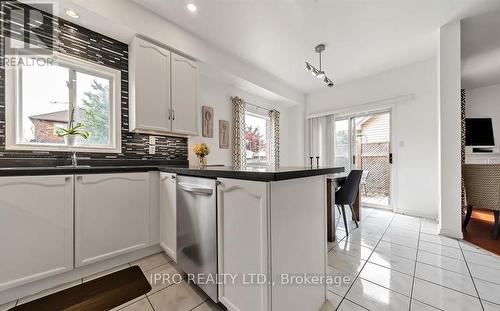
[0,245,162,305]
[439,228,463,240]
[392,208,438,221]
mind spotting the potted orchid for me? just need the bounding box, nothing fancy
[55,106,90,145]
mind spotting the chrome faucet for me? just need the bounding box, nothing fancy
[71,151,78,167]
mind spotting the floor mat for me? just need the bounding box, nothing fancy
[11,265,151,311]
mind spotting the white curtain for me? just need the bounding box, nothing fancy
[306,114,336,167]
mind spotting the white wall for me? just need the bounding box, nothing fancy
[188,75,302,166]
[438,21,463,239]
[307,59,439,219]
[465,84,500,146]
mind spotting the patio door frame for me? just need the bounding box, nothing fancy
[335,107,396,211]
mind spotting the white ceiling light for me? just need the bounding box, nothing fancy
[187,3,197,13]
[305,44,334,87]
[65,9,79,19]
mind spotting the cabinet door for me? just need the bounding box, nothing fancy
[75,173,150,267]
[171,52,198,136]
[159,172,177,261]
[217,178,270,311]
[0,175,73,290]
[130,37,171,133]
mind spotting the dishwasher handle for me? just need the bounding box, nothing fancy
[178,183,214,195]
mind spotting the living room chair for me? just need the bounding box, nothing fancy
[462,164,500,239]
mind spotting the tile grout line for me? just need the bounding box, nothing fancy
[188,299,209,311]
[458,240,485,311]
[333,208,378,311]
[336,209,396,310]
[408,217,422,310]
[146,295,156,311]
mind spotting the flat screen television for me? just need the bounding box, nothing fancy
[465,118,495,146]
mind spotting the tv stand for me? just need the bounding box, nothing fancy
[472,147,495,153]
[466,148,500,164]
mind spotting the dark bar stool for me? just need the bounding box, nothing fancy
[335,170,363,234]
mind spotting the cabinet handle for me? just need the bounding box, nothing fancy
[171,175,176,179]
[168,109,171,120]
[65,177,71,182]
[172,109,175,121]
[76,176,83,181]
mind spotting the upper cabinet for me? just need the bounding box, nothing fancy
[129,37,171,133]
[171,53,199,136]
[129,36,198,136]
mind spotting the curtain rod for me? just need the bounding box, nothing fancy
[231,96,273,112]
[246,101,272,112]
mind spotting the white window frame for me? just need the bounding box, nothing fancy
[244,108,271,166]
[5,50,122,153]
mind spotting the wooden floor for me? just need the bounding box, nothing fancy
[463,209,500,256]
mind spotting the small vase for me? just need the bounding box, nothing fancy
[65,135,76,146]
[197,156,207,167]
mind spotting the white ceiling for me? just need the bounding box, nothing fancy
[132,0,500,94]
[462,11,500,90]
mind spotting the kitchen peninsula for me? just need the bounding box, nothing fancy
[0,164,343,311]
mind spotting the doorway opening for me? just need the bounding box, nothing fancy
[334,111,392,209]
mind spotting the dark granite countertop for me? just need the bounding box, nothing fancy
[159,166,344,181]
[0,162,344,182]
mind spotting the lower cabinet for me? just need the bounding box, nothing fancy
[0,175,74,290]
[159,172,177,261]
[75,173,150,267]
[217,178,270,311]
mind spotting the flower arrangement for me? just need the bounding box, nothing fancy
[193,142,210,166]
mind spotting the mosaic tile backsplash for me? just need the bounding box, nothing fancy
[0,1,188,164]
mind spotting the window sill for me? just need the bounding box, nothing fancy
[5,143,121,154]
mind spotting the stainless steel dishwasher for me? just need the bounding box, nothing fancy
[176,175,218,302]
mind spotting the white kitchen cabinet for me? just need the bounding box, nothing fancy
[129,36,171,134]
[75,173,150,267]
[0,175,74,290]
[217,178,270,311]
[171,52,198,136]
[159,172,177,261]
[129,36,198,136]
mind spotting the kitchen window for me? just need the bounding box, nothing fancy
[5,52,121,153]
[244,111,270,165]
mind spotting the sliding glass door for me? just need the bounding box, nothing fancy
[335,111,392,209]
[334,119,351,169]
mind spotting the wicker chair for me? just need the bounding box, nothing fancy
[462,164,500,239]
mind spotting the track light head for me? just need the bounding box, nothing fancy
[316,71,325,79]
[327,82,334,87]
[305,62,312,71]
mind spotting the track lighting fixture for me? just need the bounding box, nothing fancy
[305,44,334,87]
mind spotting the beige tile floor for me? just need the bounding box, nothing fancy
[3,207,500,311]
[1,253,224,311]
